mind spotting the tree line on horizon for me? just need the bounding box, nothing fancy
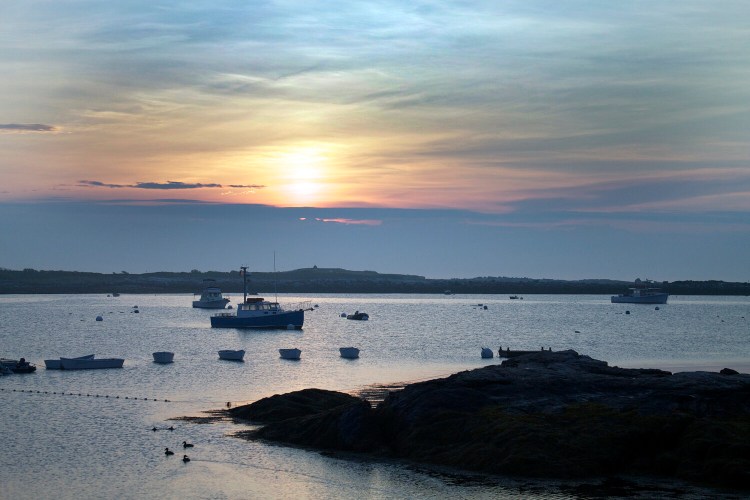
[0,267,748,295]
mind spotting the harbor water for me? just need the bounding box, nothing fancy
[1,293,748,498]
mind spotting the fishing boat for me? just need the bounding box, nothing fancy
[611,283,669,304]
[59,357,124,370]
[192,281,230,309]
[211,266,308,329]
[218,349,245,361]
[0,358,37,374]
[45,354,95,370]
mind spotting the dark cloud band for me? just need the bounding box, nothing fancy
[78,180,264,190]
[0,123,57,132]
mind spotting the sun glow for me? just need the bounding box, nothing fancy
[271,146,332,206]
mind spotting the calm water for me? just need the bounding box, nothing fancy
[1,293,748,499]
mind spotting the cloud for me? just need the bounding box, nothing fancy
[133,181,222,190]
[313,217,382,226]
[78,180,264,190]
[0,123,57,133]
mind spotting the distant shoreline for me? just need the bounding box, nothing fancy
[1,267,749,295]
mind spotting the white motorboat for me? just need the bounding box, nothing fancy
[218,349,245,361]
[279,348,301,360]
[152,351,174,364]
[60,357,124,370]
[192,280,230,309]
[611,283,669,304]
[45,354,95,370]
[339,347,360,359]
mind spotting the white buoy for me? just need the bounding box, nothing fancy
[481,347,494,359]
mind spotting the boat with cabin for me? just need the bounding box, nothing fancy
[192,280,230,309]
[346,311,369,321]
[211,267,308,329]
[611,281,669,304]
[0,357,37,374]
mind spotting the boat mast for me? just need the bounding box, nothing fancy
[241,266,248,304]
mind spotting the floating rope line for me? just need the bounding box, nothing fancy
[0,387,170,402]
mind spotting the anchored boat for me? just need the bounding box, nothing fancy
[611,283,669,304]
[192,280,230,309]
[211,266,308,329]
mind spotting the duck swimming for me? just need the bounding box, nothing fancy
[164,448,174,456]
[182,441,194,448]
[182,455,190,463]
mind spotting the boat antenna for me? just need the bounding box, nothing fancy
[240,266,248,304]
[273,251,278,303]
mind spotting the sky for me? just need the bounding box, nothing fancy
[1,1,749,281]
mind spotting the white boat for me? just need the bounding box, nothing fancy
[152,351,174,364]
[60,357,124,370]
[339,347,360,359]
[193,281,230,309]
[279,348,301,360]
[611,284,669,304]
[218,349,245,361]
[44,354,95,370]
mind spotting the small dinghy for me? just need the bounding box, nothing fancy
[152,351,174,364]
[218,349,245,361]
[45,354,95,370]
[339,347,360,359]
[279,348,301,360]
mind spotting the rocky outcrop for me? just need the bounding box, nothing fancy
[231,351,750,490]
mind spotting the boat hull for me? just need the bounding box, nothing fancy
[611,293,668,304]
[211,310,304,329]
[279,348,301,360]
[339,347,360,359]
[218,350,245,361]
[192,299,230,309]
[60,358,124,370]
[45,354,95,370]
[152,351,174,364]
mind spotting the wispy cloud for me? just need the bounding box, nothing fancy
[78,180,264,190]
[0,123,57,133]
[298,217,382,226]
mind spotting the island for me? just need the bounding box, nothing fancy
[227,350,750,491]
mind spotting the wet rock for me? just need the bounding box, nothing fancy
[234,351,750,490]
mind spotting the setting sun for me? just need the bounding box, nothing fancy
[269,145,332,205]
